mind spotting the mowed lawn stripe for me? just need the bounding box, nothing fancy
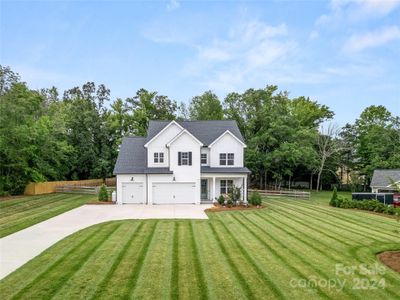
[246,212,395,300]
[0,194,93,237]
[231,213,336,300]
[123,221,158,299]
[290,198,397,228]
[193,222,249,299]
[50,223,132,300]
[208,222,254,299]
[0,195,83,227]
[0,195,77,223]
[95,221,158,299]
[89,222,144,300]
[173,222,204,299]
[170,222,179,300]
[263,205,354,247]
[133,222,175,299]
[266,200,392,242]
[254,211,345,261]
[0,193,70,209]
[265,202,375,245]
[10,223,117,300]
[213,214,286,299]
[271,199,398,239]
[189,221,208,299]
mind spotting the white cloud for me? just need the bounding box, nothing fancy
[316,0,400,30]
[167,0,180,11]
[343,26,400,52]
[180,21,300,91]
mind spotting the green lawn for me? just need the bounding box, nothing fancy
[0,193,399,299]
[0,193,95,238]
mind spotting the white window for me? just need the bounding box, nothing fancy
[178,152,192,166]
[219,153,234,166]
[220,180,233,194]
[228,153,234,165]
[201,153,207,165]
[154,152,164,163]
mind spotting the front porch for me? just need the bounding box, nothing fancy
[200,174,248,204]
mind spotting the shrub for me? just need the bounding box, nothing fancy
[98,184,109,201]
[339,198,353,209]
[330,187,338,207]
[249,191,262,206]
[229,185,241,206]
[226,198,233,208]
[218,194,225,205]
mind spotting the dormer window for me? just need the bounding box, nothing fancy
[154,152,164,163]
[219,153,234,166]
[201,153,207,165]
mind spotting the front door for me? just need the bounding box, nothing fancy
[201,179,208,200]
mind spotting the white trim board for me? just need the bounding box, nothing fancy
[144,120,184,147]
[166,129,203,147]
[208,130,246,148]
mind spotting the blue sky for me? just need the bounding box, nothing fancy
[1,0,399,125]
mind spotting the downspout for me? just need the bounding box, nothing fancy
[146,173,148,204]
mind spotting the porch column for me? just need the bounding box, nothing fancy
[244,175,248,203]
[212,176,216,202]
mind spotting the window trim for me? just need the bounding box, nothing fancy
[181,152,189,165]
[201,153,207,165]
[227,153,234,165]
[220,179,233,194]
[219,153,234,166]
[219,153,227,165]
[153,152,164,164]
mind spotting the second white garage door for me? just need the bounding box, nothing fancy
[152,182,196,204]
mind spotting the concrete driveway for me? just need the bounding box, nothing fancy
[0,204,212,280]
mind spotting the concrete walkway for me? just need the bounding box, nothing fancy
[0,204,212,280]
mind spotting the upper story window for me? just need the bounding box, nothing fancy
[219,153,234,166]
[201,153,207,165]
[178,152,192,166]
[154,152,164,163]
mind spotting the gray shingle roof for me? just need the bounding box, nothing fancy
[370,169,400,188]
[114,120,248,175]
[113,137,147,174]
[146,120,244,146]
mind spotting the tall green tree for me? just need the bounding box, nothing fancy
[342,105,400,186]
[0,81,72,194]
[189,91,224,120]
[63,82,112,180]
[127,89,177,136]
[223,85,333,189]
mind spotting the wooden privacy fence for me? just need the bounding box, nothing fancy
[24,178,116,195]
[250,189,310,199]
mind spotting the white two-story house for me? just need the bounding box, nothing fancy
[113,120,250,204]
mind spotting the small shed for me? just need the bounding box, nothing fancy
[370,169,400,193]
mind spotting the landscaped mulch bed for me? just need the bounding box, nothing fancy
[377,251,400,273]
[205,203,264,212]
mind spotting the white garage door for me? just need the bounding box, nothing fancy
[152,182,196,204]
[122,182,144,204]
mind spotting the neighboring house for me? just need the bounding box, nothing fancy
[370,169,400,193]
[113,120,250,204]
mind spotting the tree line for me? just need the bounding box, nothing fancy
[1,65,399,195]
